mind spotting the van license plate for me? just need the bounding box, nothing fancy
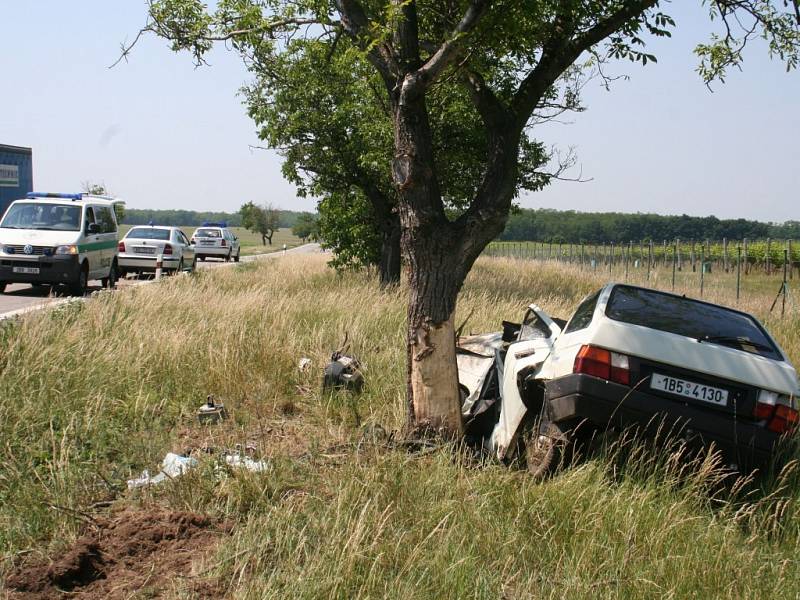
[13,266,40,275]
[651,373,728,406]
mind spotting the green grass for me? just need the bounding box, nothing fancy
[118,224,304,255]
[1,255,800,598]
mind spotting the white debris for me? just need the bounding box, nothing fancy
[223,454,270,472]
[126,453,197,489]
[127,451,270,489]
[298,357,313,372]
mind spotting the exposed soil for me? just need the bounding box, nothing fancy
[5,508,229,599]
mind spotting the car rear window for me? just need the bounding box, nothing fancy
[195,228,221,238]
[564,291,601,334]
[606,285,781,360]
[127,227,170,240]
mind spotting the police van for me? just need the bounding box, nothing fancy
[0,192,122,295]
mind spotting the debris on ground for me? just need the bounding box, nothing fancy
[127,452,197,489]
[5,508,229,600]
[223,454,270,472]
[197,395,228,424]
[322,352,364,392]
[127,448,270,489]
[298,357,312,372]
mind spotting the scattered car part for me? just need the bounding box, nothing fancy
[197,395,227,424]
[323,352,364,392]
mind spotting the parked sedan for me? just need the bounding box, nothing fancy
[118,226,196,276]
[190,224,240,262]
[458,283,799,475]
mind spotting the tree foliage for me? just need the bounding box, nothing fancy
[240,201,281,244]
[121,208,303,227]
[291,212,320,241]
[501,208,800,243]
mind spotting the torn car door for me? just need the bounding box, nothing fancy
[491,305,562,461]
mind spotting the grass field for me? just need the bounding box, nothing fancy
[118,224,304,256]
[1,255,800,597]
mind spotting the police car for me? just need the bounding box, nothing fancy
[0,192,122,295]
[118,225,196,276]
[190,222,240,262]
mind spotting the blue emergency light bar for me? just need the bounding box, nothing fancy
[202,221,227,227]
[27,192,83,200]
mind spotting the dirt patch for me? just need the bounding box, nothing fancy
[6,508,229,599]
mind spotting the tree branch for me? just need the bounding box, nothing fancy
[401,0,491,99]
[511,0,658,123]
[334,0,400,84]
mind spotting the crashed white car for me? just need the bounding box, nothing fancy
[458,283,799,475]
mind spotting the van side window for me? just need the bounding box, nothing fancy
[84,207,96,233]
[95,206,116,234]
[564,291,601,334]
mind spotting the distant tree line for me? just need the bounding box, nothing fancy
[500,209,800,243]
[122,208,304,229]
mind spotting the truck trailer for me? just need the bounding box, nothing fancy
[0,144,33,218]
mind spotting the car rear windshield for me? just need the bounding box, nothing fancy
[195,228,221,238]
[0,202,81,231]
[606,285,781,360]
[126,227,170,240]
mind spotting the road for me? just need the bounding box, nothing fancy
[0,243,321,320]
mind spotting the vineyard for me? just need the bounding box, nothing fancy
[485,238,797,311]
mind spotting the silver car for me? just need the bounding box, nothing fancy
[118,226,196,276]
[190,224,241,262]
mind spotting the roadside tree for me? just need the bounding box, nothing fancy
[240,201,281,245]
[134,0,800,437]
[292,212,320,242]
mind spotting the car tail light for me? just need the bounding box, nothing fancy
[574,345,631,386]
[754,390,799,434]
[220,239,227,247]
[118,241,125,252]
[163,244,173,255]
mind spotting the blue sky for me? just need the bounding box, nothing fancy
[1,1,797,222]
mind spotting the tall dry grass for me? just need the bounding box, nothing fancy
[1,254,799,598]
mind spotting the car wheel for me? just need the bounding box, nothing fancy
[175,258,184,274]
[233,251,240,263]
[190,255,197,273]
[69,263,89,296]
[524,420,573,480]
[199,256,206,262]
[101,260,118,289]
[0,282,6,294]
[225,251,231,262]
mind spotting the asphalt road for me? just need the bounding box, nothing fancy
[0,243,321,319]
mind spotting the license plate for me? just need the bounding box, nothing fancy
[134,247,156,255]
[13,266,39,274]
[200,240,216,246]
[651,373,728,406]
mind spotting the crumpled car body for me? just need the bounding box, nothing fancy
[458,283,799,473]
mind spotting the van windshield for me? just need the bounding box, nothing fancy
[606,285,781,360]
[0,202,81,231]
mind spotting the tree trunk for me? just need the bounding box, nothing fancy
[403,234,466,436]
[261,233,267,245]
[391,86,467,436]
